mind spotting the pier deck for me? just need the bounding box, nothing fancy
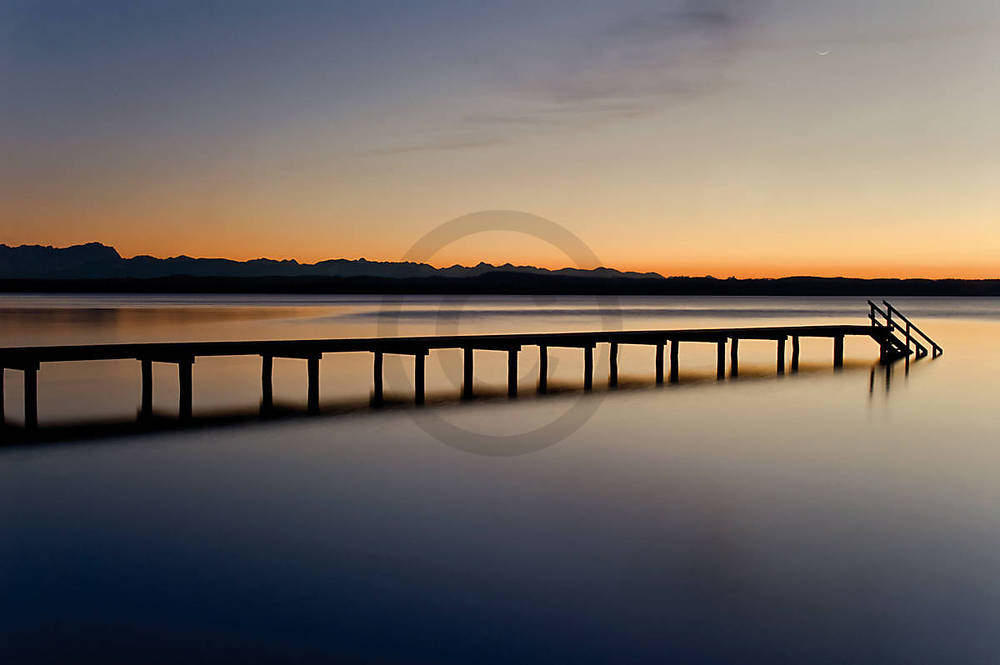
[0,324,877,364]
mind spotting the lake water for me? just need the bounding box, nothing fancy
[2,295,999,663]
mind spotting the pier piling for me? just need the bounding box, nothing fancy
[507,349,518,398]
[24,365,38,431]
[791,336,800,372]
[178,359,193,420]
[584,346,594,391]
[373,351,384,406]
[463,348,474,399]
[307,356,320,413]
[716,341,726,380]
[777,338,786,374]
[655,343,664,385]
[730,338,740,378]
[834,335,845,369]
[538,345,548,394]
[141,359,153,418]
[669,341,679,384]
[260,355,273,412]
[609,342,619,388]
[415,352,426,405]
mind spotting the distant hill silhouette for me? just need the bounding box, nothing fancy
[1,242,998,295]
[0,242,660,280]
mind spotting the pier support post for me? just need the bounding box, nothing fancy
[0,368,4,427]
[24,365,38,431]
[716,341,726,380]
[373,351,383,407]
[463,348,474,399]
[260,355,273,412]
[178,359,193,420]
[730,338,739,378]
[141,359,153,418]
[415,352,425,405]
[538,345,548,394]
[879,339,892,365]
[791,336,800,372]
[307,356,320,414]
[507,349,518,398]
[609,342,619,388]
[777,338,786,375]
[833,335,844,369]
[655,343,664,385]
[669,341,679,384]
[583,346,593,391]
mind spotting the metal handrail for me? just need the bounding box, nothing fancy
[867,300,888,325]
[882,301,943,357]
[867,300,928,358]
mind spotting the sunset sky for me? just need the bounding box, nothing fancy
[2,0,999,278]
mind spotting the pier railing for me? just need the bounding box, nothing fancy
[867,300,943,359]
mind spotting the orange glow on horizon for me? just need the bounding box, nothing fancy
[5,205,998,281]
[3,228,998,281]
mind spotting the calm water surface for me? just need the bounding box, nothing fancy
[2,295,999,663]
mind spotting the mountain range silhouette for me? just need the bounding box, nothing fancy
[1,242,998,295]
[0,242,660,280]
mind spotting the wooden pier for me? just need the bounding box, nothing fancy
[0,301,940,432]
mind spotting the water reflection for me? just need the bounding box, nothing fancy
[3,295,998,664]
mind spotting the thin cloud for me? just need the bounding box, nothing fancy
[517,0,757,106]
[374,1,764,154]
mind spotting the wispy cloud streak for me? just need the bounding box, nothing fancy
[376,0,764,154]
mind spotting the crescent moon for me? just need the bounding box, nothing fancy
[816,50,831,56]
